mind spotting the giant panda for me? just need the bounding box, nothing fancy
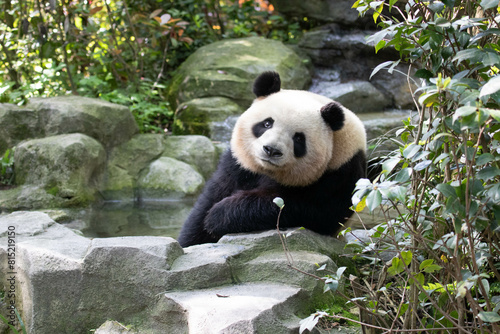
[177,71,366,247]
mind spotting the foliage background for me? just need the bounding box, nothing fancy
[0,0,304,133]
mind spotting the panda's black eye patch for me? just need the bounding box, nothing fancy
[293,132,307,158]
[252,117,274,138]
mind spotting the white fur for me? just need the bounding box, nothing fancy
[231,89,366,186]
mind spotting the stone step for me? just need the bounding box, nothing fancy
[159,283,304,334]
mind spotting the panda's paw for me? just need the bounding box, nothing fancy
[203,201,233,236]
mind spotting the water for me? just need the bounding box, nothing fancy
[64,200,195,239]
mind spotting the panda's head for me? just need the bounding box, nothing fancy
[230,71,366,187]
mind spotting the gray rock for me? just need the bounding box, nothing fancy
[0,211,354,334]
[0,211,183,334]
[172,97,243,137]
[28,96,139,148]
[270,0,360,25]
[136,157,205,200]
[370,64,418,110]
[359,109,413,142]
[101,134,166,201]
[168,36,311,110]
[158,283,305,333]
[13,133,106,207]
[163,135,218,179]
[95,321,138,334]
[0,185,65,211]
[0,104,40,156]
[311,80,391,113]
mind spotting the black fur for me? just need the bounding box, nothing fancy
[177,149,366,247]
[321,102,345,131]
[253,71,281,97]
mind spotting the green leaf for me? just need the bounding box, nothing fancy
[414,160,431,171]
[485,108,500,122]
[370,61,395,80]
[388,257,404,275]
[477,166,500,180]
[479,75,500,97]
[453,48,483,64]
[428,1,445,13]
[373,2,384,23]
[366,190,382,212]
[436,183,457,199]
[435,17,451,28]
[403,143,421,159]
[480,0,500,10]
[273,197,285,209]
[423,264,443,273]
[478,312,500,323]
[401,251,413,266]
[411,272,425,286]
[476,153,495,165]
[382,157,400,174]
[419,259,434,271]
[394,168,411,183]
[453,106,477,122]
[415,69,434,80]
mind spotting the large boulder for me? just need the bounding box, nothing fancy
[28,96,139,148]
[162,135,218,179]
[101,134,166,201]
[136,157,205,200]
[270,0,360,26]
[298,25,396,78]
[0,104,40,156]
[300,25,416,111]
[172,97,243,137]
[0,211,353,334]
[168,36,311,110]
[13,133,106,206]
[311,80,391,113]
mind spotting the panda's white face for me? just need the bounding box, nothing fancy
[231,90,335,186]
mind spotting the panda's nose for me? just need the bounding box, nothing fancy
[263,145,283,158]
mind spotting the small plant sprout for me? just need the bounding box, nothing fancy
[273,196,285,210]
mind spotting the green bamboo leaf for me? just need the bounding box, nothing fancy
[370,61,395,79]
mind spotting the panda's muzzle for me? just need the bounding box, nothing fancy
[263,145,283,158]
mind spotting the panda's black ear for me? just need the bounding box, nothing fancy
[321,102,345,131]
[253,71,281,97]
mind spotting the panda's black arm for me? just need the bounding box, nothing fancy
[202,187,282,237]
[177,150,243,247]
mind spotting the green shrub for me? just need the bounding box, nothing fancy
[304,1,500,332]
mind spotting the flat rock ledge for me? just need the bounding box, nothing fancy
[0,211,357,334]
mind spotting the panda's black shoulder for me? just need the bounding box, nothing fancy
[215,149,262,189]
